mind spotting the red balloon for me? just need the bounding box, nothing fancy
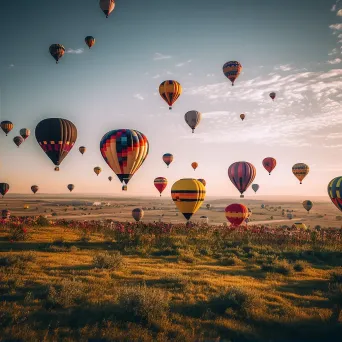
[154,177,167,196]
[225,203,248,226]
[228,161,256,198]
[262,157,277,175]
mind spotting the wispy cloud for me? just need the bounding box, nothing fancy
[274,64,294,71]
[66,48,84,54]
[175,63,185,67]
[332,0,340,11]
[153,53,171,61]
[206,73,215,77]
[330,24,342,31]
[152,74,160,79]
[9,64,14,68]
[133,94,144,100]
[328,48,338,56]
[327,58,342,64]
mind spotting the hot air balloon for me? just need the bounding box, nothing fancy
[154,177,167,197]
[252,184,259,193]
[184,111,201,133]
[287,213,293,220]
[108,176,113,182]
[292,222,307,230]
[328,176,342,212]
[132,208,144,222]
[85,36,95,49]
[292,163,309,184]
[49,44,65,64]
[1,209,10,220]
[1,121,13,136]
[67,184,74,192]
[197,179,206,186]
[225,203,248,226]
[163,153,173,168]
[206,203,211,210]
[261,204,265,209]
[262,157,277,175]
[269,92,276,101]
[302,200,313,213]
[171,179,206,221]
[122,184,127,191]
[99,0,115,18]
[79,146,86,155]
[240,114,245,121]
[13,136,24,147]
[223,61,242,86]
[228,161,256,198]
[20,128,30,140]
[31,185,39,194]
[191,162,198,171]
[35,118,77,171]
[159,80,182,110]
[24,204,29,210]
[100,129,149,189]
[94,167,101,176]
[0,183,9,198]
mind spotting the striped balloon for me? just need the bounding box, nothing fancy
[171,179,206,221]
[292,163,309,184]
[31,185,39,194]
[159,80,182,110]
[132,208,144,222]
[302,200,313,213]
[228,161,256,198]
[163,153,173,168]
[225,203,248,226]
[154,177,167,196]
[20,128,30,140]
[49,44,65,64]
[262,157,276,175]
[13,136,24,147]
[197,179,206,186]
[1,121,13,136]
[223,61,242,86]
[328,177,342,212]
[0,183,9,198]
[99,0,115,18]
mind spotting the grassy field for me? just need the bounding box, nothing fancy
[0,218,342,341]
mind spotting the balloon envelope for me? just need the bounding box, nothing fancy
[228,161,256,198]
[191,162,198,170]
[159,80,182,109]
[292,163,309,184]
[184,110,201,133]
[328,177,342,212]
[85,36,95,48]
[163,153,173,167]
[1,121,13,136]
[223,61,242,86]
[49,44,65,63]
[20,128,30,140]
[132,208,144,222]
[302,200,313,212]
[67,184,74,192]
[225,203,248,226]
[13,136,24,147]
[99,0,115,18]
[0,183,9,198]
[31,185,39,194]
[94,167,101,176]
[252,184,259,193]
[262,157,277,175]
[240,114,245,121]
[154,177,167,196]
[79,146,86,155]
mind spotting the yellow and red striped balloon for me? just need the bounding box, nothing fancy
[154,177,167,196]
[159,80,182,110]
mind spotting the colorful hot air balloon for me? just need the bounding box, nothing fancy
[223,61,242,86]
[262,157,277,175]
[1,121,13,136]
[67,184,74,192]
[292,163,309,184]
[49,44,65,64]
[302,200,313,213]
[31,185,39,194]
[287,213,293,220]
[240,114,245,121]
[328,177,342,212]
[154,177,167,197]
[252,184,259,193]
[269,92,276,101]
[122,184,127,191]
[159,80,182,110]
[108,176,113,182]
[94,167,101,176]
[191,162,198,171]
[35,118,77,171]
[197,179,206,186]
[184,111,201,133]
[20,128,30,140]
[79,146,86,155]
[206,203,211,210]
[163,153,173,168]
[225,203,248,226]
[132,208,144,222]
[13,136,24,147]
[228,162,256,198]
[1,209,10,220]
[292,222,307,230]
[171,179,206,221]
[261,204,265,209]
[0,183,9,198]
[99,0,115,18]
[85,36,95,49]
[100,129,149,189]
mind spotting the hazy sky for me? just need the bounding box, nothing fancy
[0,0,342,198]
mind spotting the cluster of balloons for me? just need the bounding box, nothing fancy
[1,121,30,147]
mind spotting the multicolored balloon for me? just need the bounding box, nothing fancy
[171,178,206,221]
[67,184,74,192]
[302,200,313,213]
[99,0,115,18]
[262,157,277,175]
[163,153,173,168]
[159,80,182,110]
[100,129,149,189]
[225,203,248,226]
[31,185,39,194]
[292,163,309,184]
[0,183,9,198]
[269,92,276,101]
[197,179,206,186]
[49,44,65,64]
[191,162,198,171]
[35,118,77,171]
[328,177,342,212]
[85,36,95,49]
[13,136,24,147]
[240,114,245,121]
[223,61,242,86]
[252,184,259,193]
[79,146,86,155]
[154,177,167,197]
[94,167,101,176]
[228,161,256,198]
[292,222,307,230]
[1,121,13,136]
[184,111,201,133]
[132,208,144,222]
[20,128,30,140]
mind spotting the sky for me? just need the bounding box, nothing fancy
[0,0,342,199]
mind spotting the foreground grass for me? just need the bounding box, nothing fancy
[0,225,342,341]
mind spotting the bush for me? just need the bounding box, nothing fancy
[293,261,307,272]
[8,224,30,241]
[261,259,292,276]
[330,271,342,284]
[220,256,243,266]
[93,251,125,270]
[36,215,49,226]
[0,252,37,268]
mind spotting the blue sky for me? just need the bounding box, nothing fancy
[0,0,342,198]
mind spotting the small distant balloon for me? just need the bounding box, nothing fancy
[262,157,277,175]
[85,36,95,49]
[94,167,102,176]
[159,80,182,110]
[240,114,245,121]
[49,44,65,64]
[252,184,259,193]
[292,163,309,184]
[1,121,13,136]
[13,136,24,147]
[67,184,74,192]
[0,183,9,198]
[302,200,313,213]
[163,153,173,168]
[154,177,167,196]
[132,208,144,222]
[191,162,198,171]
[20,128,30,140]
[269,92,276,101]
[79,146,86,155]
[223,61,242,86]
[184,111,201,133]
[31,185,39,194]
[108,176,113,182]
[99,0,115,18]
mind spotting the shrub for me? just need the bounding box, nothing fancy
[293,261,308,272]
[8,224,30,241]
[0,252,37,268]
[261,259,292,276]
[36,215,50,226]
[330,271,342,284]
[220,256,243,266]
[93,251,125,270]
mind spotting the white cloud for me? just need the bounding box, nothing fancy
[330,24,342,31]
[206,73,215,77]
[324,144,342,148]
[166,71,173,75]
[188,73,192,76]
[66,48,84,54]
[153,53,171,60]
[9,64,14,68]
[176,63,185,67]
[338,9,342,16]
[327,58,342,64]
[274,64,294,71]
[187,59,192,63]
[152,74,160,79]
[134,94,144,100]
[328,48,337,56]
